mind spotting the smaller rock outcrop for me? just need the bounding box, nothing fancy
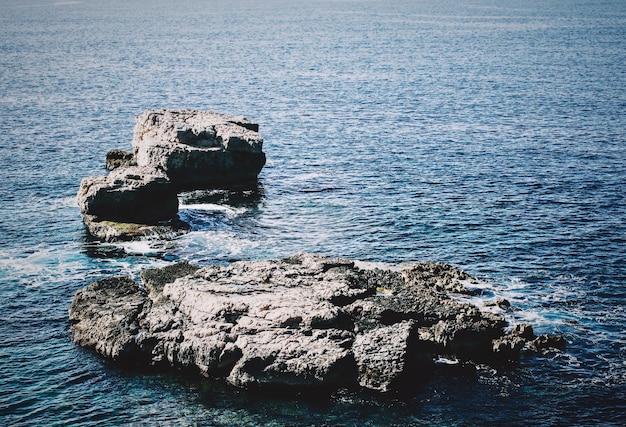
[78,166,178,224]
[77,109,265,241]
[77,166,186,241]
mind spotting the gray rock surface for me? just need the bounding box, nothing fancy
[132,109,265,187]
[69,276,148,360]
[69,253,565,393]
[353,320,425,392]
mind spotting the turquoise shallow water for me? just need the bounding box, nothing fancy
[1,0,625,425]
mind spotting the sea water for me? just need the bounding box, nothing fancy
[1,0,625,425]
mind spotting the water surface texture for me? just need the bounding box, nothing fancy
[1,0,625,425]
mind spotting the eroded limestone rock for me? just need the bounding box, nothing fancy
[132,109,265,187]
[77,109,265,241]
[69,254,565,393]
[77,165,184,241]
[353,321,427,392]
[105,149,135,171]
[77,166,178,223]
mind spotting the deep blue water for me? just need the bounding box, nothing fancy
[1,0,625,425]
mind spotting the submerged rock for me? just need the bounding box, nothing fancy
[527,334,568,352]
[132,109,266,187]
[68,254,565,393]
[80,215,190,242]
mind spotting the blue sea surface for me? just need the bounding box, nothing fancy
[1,0,625,425]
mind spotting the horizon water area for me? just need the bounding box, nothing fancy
[1,0,625,425]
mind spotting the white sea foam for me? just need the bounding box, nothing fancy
[175,230,259,262]
[0,245,75,274]
[354,260,404,271]
[117,240,164,257]
[0,244,96,288]
[435,357,460,365]
[49,196,79,209]
[450,274,588,337]
[179,203,247,218]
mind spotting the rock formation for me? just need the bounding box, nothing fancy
[132,109,265,187]
[77,109,265,241]
[69,253,565,393]
[77,166,186,241]
[78,166,179,224]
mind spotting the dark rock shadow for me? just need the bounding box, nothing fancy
[178,180,266,209]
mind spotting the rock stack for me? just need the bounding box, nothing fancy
[77,109,266,241]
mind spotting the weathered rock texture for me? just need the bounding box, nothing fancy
[69,254,566,393]
[77,166,186,241]
[132,109,265,187]
[78,109,265,241]
[80,216,190,242]
[105,149,135,171]
[77,166,179,223]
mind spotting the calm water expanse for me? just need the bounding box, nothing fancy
[1,0,625,425]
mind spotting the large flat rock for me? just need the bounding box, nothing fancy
[69,254,561,393]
